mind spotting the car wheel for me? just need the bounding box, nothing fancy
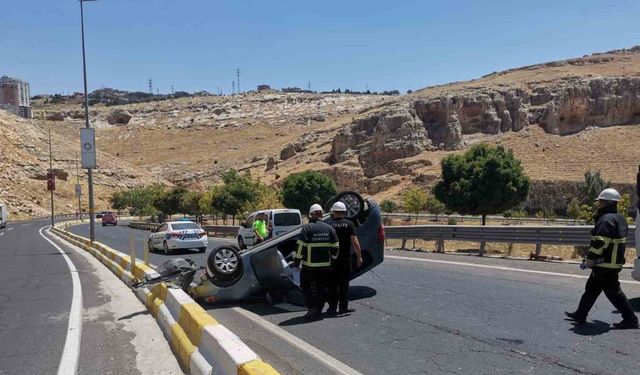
[198,247,207,253]
[329,191,366,222]
[163,241,170,255]
[206,245,243,287]
[238,236,246,250]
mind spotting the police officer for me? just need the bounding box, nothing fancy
[565,188,639,329]
[325,201,363,315]
[294,204,339,320]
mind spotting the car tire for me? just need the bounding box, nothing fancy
[329,191,366,222]
[206,245,243,287]
[238,236,247,250]
[163,241,170,255]
[198,247,207,253]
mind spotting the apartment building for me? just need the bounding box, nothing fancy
[0,76,32,118]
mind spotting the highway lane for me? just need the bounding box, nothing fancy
[0,221,73,374]
[67,222,640,374]
[67,221,235,268]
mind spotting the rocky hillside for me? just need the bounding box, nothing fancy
[0,111,156,219]
[13,45,640,215]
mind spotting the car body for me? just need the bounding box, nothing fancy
[237,209,302,249]
[190,191,384,303]
[0,204,7,229]
[101,212,118,226]
[148,221,208,254]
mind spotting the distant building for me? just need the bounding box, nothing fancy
[257,84,271,92]
[0,76,32,118]
[282,87,303,93]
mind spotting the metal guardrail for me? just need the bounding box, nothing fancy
[128,222,240,238]
[384,213,587,225]
[385,225,637,256]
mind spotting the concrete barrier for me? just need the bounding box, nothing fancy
[50,221,279,375]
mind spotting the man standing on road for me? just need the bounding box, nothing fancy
[325,202,363,315]
[294,204,339,320]
[565,188,639,329]
[253,212,268,244]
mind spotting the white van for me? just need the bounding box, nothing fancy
[237,209,302,249]
[0,204,7,229]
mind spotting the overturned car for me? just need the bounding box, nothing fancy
[142,192,385,304]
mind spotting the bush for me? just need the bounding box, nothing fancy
[447,217,458,225]
[282,171,337,213]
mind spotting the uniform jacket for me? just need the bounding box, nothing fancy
[295,219,339,269]
[587,205,628,269]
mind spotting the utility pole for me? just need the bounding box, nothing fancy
[80,0,97,242]
[236,68,240,93]
[148,78,153,94]
[48,129,54,228]
[232,81,235,95]
[171,85,174,95]
[308,81,311,92]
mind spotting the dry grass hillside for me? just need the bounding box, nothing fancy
[5,45,640,217]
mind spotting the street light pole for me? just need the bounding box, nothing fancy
[80,0,97,241]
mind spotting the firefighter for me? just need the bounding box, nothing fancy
[325,201,363,315]
[565,188,639,329]
[294,204,339,320]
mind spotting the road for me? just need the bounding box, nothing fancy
[70,222,640,375]
[0,219,182,375]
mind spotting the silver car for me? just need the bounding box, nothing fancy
[190,192,385,303]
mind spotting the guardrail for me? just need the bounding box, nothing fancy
[385,225,637,256]
[128,222,240,238]
[383,212,587,225]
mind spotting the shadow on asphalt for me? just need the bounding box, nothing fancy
[348,286,377,301]
[118,310,150,320]
[569,320,610,336]
[627,297,640,312]
[150,249,206,256]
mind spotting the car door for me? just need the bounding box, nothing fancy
[242,214,256,245]
[154,223,168,247]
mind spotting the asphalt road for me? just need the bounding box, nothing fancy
[68,222,640,375]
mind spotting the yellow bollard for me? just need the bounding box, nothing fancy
[144,240,150,266]
[129,228,137,274]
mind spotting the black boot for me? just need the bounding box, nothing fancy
[564,311,586,324]
[612,319,639,330]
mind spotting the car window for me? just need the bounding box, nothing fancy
[246,214,255,227]
[158,224,168,232]
[171,223,200,230]
[274,212,301,226]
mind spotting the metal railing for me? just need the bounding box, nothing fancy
[385,225,637,256]
[128,222,240,238]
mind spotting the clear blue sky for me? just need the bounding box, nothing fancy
[2,0,639,95]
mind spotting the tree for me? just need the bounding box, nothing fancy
[282,171,337,213]
[402,187,429,225]
[618,193,633,224]
[154,186,188,218]
[180,191,204,222]
[425,196,446,221]
[567,199,581,224]
[379,199,398,225]
[434,144,530,225]
[580,170,610,205]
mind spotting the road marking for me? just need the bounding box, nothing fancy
[21,223,30,226]
[39,226,83,375]
[386,255,640,285]
[7,227,13,231]
[233,307,363,375]
[0,232,4,237]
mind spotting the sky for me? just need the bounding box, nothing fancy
[1,0,640,95]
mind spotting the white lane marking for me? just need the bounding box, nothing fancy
[386,255,640,285]
[22,223,31,226]
[0,232,4,237]
[7,227,13,231]
[39,226,83,375]
[233,307,363,375]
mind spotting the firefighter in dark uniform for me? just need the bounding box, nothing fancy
[565,188,639,329]
[325,201,363,315]
[294,204,339,320]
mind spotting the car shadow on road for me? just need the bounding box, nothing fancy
[568,320,610,336]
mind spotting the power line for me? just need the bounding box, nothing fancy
[232,81,235,95]
[148,78,153,94]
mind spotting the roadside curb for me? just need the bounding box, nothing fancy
[50,221,279,375]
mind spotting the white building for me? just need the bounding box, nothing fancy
[0,76,32,118]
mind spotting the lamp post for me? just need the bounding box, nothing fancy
[80,0,97,242]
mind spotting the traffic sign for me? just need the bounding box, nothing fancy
[47,173,55,191]
[80,128,96,168]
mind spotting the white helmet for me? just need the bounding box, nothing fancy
[331,202,347,212]
[309,203,323,215]
[596,188,621,202]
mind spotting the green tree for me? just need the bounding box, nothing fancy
[180,191,204,222]
[282,171,337,213]
[580,170,611,205]
[154,186,188,218]
[425,196,446,221]
[109,191,127,211]
[618,193,633,224]
[402,187,429,225]
[433,144,530,225]
[567,199,581,224]
[379,199,398,225]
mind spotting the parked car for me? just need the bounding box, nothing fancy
[0,203,7,229]
[101,212,118,226]
[237,209,302,249]
[147,221,208,254]
[190,191,385,303]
